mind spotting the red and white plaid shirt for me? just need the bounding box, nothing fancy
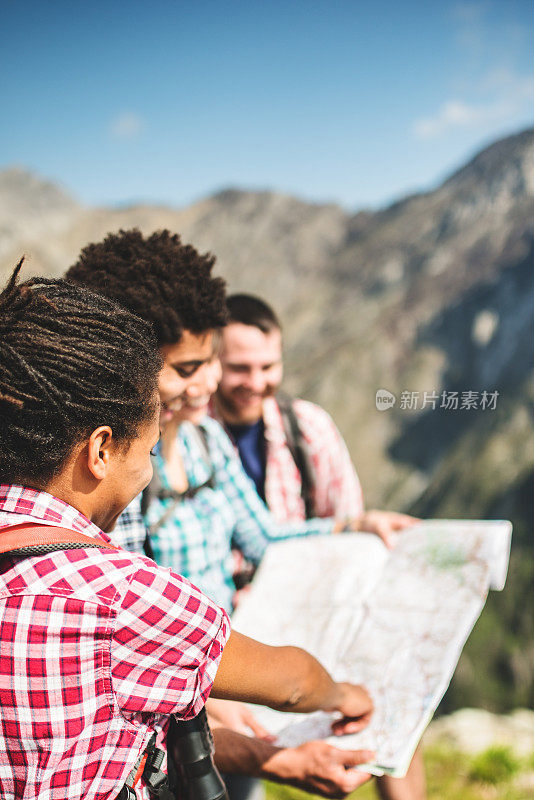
[0,484,230,800]
[261,397,364,523]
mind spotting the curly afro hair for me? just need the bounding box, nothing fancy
[66,228,227,346]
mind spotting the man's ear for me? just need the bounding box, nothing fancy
[87,426,114,480]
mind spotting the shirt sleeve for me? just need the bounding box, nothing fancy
[111,559,230,720]
[206,420,334,566]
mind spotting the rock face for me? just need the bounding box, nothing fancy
[1,127,533,712]
[0,168,82,267]
[425,708,534,757]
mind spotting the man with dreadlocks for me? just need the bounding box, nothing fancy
[0,261,374,800]
[66,229,377,799]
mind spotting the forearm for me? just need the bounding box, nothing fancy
[212,728,280,777]
[228,452,332,556]
[212,730,374,797]
[212,729,321,783]
[271,516,335,540]
[211,631,341,713]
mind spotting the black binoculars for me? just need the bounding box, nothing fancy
[138,707,228,800]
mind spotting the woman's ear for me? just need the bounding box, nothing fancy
[86,426,114,480]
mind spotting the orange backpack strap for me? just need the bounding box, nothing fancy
[0,522,120,558]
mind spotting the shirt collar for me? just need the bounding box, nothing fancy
[211,395,286,446]
[0,484,110,542]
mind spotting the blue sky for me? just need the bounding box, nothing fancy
[1,0,533,210]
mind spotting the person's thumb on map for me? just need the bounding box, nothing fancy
[331,683,373,734]
[352,510,419,549]
[277,741,374,797]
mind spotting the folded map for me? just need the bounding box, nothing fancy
[232,520,512,777]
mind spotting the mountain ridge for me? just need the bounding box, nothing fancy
[1,127,533,710]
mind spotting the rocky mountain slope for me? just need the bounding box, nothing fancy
[1,127,533,711]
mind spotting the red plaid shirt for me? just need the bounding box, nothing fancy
[0,484,230,800]
[261,398,364,522]
[215,397,364,523]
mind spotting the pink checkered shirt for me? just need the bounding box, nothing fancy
[0,484,229,800]
[261,397,364,523]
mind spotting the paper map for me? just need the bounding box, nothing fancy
[232,520,512,777]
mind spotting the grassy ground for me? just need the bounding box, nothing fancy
[264,745,534,800]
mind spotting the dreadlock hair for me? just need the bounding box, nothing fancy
[65,228,228,346]
[226,293,281,334]
[0,258,161,486]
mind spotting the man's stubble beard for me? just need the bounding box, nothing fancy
[217,385,275,425]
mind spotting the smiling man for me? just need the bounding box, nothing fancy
[214,295,363,519]
[214,294,415,544]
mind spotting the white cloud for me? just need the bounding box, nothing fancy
[109,112,144,140]
[413,4,534,141]
[413,70,534,140]
[483,68,534,101]
[413,100,501,139]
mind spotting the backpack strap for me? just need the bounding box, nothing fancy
[118,732,173,800]
[0,522,120,557]
[276,392,316,520]
[194,423,211,464]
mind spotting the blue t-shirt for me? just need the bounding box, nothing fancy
[227,419,266,500]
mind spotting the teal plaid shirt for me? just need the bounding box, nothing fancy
[113,417,333,611]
